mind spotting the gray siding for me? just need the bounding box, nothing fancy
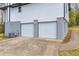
[34,20,39,38]
[3,3,68,39]
[4,17,68,39]
[5,21,21,37]
[57,17,68,39]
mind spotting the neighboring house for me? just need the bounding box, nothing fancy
[0,3,69,39]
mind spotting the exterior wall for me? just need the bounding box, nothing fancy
[57,17,68,39]
[3,10,7,22]
[4,3,64,23]
[4,17,68,39]
[5,21,21,37]
[3,3,68,39]
[64,3,69,22]
[64,20,68,37]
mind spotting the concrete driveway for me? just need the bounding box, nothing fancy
[0,32,78,56]
[0,37,62,56]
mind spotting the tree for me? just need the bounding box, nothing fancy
[76,11,79,25]
[68,3,71,11]
[69,9,76,27]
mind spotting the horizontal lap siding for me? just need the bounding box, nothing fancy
[4,3,65,39]
[9,3,64,23]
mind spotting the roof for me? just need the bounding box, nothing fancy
[0,3,30,10]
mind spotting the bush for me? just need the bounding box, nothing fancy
[0,24,4,33]
[69,9,76,27]
[0,33,8,40]
[76,11,79,25]
[62,29,72,43]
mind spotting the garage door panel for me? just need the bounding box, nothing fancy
[21,24,33,37]
[39,22,56,38]
[21,22,56,38]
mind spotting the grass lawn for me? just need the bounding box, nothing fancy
[62,28,72,43]
[0,33,8,40]
[59,26,79,56]
[59,49,79,56]
[69,26,79,35]
[62,26,79,43]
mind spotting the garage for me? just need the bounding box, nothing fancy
[21,21,57,38]
[21,23,34,37]
[3,3,68,39]
[39,22,57,38]
[4,18,67,39]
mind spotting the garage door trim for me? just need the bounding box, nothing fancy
[21,20,57,38]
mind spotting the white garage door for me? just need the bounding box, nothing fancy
[39,22,56,38]
[21,24,33,37]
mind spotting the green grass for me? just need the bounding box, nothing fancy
[0,33,8,40]
[62,29,72,43]
[59,49,79,56]
[62,26,79,43]
[0,24,8,40]
[0,24,4,33]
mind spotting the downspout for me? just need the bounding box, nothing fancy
[57,3,66,39]
[7,3,10,22]
[64,3,65,17]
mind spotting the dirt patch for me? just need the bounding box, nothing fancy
[0,37,62,56]
[60,32,79,51]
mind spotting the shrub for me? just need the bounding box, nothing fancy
[0,24,4,33]
[59,49,79,56]
[0,33,8,40]
[62,29,72,43]
[76,11,79,25]
[69,9,76,27]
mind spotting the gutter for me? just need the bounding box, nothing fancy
[64,3,65,17]
[0,3,30,10]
